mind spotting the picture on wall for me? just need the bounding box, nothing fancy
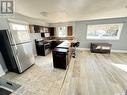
[86,23,123,40]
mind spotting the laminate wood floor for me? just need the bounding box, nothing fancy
[2,50,127,95]
[60,50,127,95]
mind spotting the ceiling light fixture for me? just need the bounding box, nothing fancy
[40,12,48,17]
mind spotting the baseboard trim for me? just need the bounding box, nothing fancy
[77,48,90,51]
[111,50,127,53]
[77,48,127,53]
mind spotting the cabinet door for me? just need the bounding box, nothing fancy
[29,25,34,33]
[40,26,44,32]
[67,26,73,36]
[34,25,40,33]
[49,27,55,36]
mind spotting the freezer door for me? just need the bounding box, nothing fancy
[9,22,31,44]
[11,42,35,73]
[10,30,31,44]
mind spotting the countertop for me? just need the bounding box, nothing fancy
[53,48,68,53]
[57,40,71,49]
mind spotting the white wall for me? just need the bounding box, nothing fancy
[14,13,49,26]
[74,17,127,50]
[50,17,127,51]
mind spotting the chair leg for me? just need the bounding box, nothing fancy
[72,47,76,58]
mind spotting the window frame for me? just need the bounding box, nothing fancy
[56,26,67,37]
[86,23,123,40]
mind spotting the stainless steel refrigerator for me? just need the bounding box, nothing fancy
[0,29,35,73]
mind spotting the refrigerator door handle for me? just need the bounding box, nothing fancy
[6,30,13,44]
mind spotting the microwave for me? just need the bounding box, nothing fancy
[41,32,50,37]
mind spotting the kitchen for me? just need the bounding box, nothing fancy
[0,18,76,95]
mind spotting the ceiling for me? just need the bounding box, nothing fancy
[15,0,127,23]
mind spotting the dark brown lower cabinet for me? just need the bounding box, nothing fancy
[52,48,69,69]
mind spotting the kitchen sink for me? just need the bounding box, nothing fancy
[0,87,12,95]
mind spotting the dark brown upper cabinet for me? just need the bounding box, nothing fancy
[34,25,40,33]
[29,25,34,33]
[48,27,55,36]
[67,26,73,36]
[29,25,50,33]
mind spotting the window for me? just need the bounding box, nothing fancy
[57,26,67,37]
[86,23,123,40]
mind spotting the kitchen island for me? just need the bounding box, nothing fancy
[52,40,72,69]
